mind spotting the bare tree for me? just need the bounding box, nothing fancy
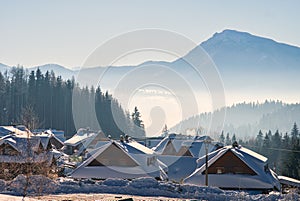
[19,105,40,130]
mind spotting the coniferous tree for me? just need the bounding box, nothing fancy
[282,123,300,179]
[0,67,143,140]
[219,131,225,144]
[262,133,271,156]
[132,106,143,128]
[291,122,299,146]
[271,130,282,172]
[231,133,236,143]
[131,106,145,138]
[0,72,6,124]
[256,130,264,147]
[282,132,290,148]
[225,133,231,145]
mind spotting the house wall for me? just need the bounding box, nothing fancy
[208,151,256,175]
[88,143,138,167]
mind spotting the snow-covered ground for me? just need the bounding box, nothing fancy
[0,193,186,201]
[0,176,299,200]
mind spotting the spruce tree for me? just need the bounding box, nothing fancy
[131,106,145,137]
[291,122,299,146]
[255,130,264,152]
[231,134,236,143]
[225,133,231,145]
[219,131,225,144]
[262,133,270,156]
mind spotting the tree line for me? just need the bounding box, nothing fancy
[0,67,145,139]
[172,100,300,139]
[219,123,300,179]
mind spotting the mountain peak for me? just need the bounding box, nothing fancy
[214,29,251,36]
[203,29,272,48]
[185,29,300,71]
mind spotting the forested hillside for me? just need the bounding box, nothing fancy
[0,67,145,139]
[171,101,300,139]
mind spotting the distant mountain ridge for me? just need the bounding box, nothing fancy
[2,29,300,136]
[28,63,75,79]
[1,29,300,79]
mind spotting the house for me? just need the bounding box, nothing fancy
[71,140,167,180]
[152,134,220,182]
[153,134,218,158]
[184,143,281,192]
[119,139,168,180]
[33,129,66,142]
[0,132,55,180]
[32,130,64,150]
[64,128,109,155]
[0,126,28,137]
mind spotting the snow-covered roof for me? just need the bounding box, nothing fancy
[278,175,300,187]
[158,155,197,182]
[0,134,54,164]
[71,140,167,180]
[153,134,187,155]
[0,137,19,152]
[71,141,146,179]
[184,145,280,190]
[153,134,217,158]
[0,126,31,137]
[64,129,97,146]
[237,146,267,162]
[121,141,155,155]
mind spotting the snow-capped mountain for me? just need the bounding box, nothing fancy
[198,29,300,72]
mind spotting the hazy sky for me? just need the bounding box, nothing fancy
[1,0,299,68]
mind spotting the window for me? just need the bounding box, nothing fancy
[216,167,224,174]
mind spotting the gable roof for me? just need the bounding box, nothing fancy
[71,140,168,180]
[0,141,19,153]
[153,134,188,155]
[195,146,266,175]
[207,149,256,175]
[71,141,151,179]
[88,142,139,167]
[0,134,53,164]
[153,134,217,158]
[64,129,97,146]
[184,145,281,190]
[121,140,155,155]
[177,146,193,157]
[32,131,64,150]
[64,129,109,155]
[0,126,31,137]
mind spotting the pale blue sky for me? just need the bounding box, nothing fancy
[1,0,299,68]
